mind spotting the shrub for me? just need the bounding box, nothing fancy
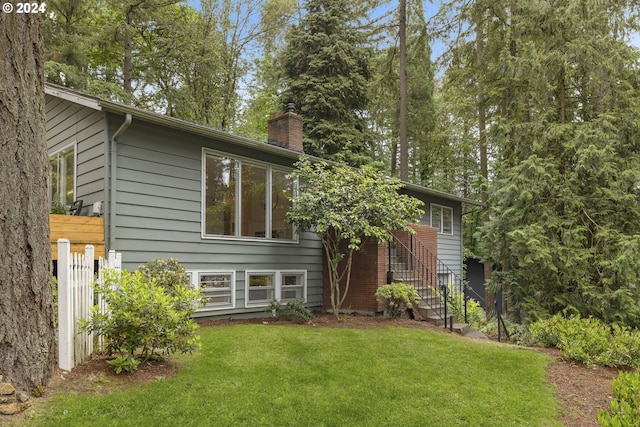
[81,269,202,373]
[481,319,533,345]
[375,282,419,318]
[446,284,486,329]
[267,300,314,323]
[530,314,640,368]
[597,371,640,426]
[107,354,141,375]
[137,258,190,296]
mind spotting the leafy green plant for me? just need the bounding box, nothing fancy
[375,282,419,318]
[266,300,314,323]
[598,371,640,427]
[50,200,67,214]
[81,269,202,373]
[137,258,191,296]
[445,283,486,328]
[481,318,534,345]
[107,354,141,374]
[530,314,640,368]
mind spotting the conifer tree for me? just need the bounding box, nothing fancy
[480,0,640,326]
[279,0,373,166]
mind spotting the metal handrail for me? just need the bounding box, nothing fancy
[388,232,486,329]
[496,299,511,342]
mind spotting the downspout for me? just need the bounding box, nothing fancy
[109,113,132,250]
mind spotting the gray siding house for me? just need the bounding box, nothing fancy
[45,84,479,318]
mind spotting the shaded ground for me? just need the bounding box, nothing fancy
[2,313,618,426]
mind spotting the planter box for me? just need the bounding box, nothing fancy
[50,214,105,259]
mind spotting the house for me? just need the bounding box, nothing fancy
[45,83,481,319]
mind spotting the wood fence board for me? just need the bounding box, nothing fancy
[50,215,105,259]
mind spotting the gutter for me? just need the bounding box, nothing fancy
[108,113,132,250]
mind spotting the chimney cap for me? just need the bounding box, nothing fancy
[286,102,296,113]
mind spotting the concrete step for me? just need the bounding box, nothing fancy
[452,323,470,335]
[416,304,446,319]
[417,295,439,306]
[425,315,445,327]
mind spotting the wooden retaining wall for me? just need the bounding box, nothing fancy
[50,215,105,259]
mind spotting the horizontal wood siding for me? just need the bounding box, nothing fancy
[50,215,105,259]
[428,198,463,278]
[46,95,106,208]
[107,115,323,315]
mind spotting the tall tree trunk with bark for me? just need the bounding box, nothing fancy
[0,12,56,393]
[398,0,408,181]
[475,2,494,318]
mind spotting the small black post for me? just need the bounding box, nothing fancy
[442,284,448,329]
[495,299,501,342]
[463,284,468,324]
[387,243,392,284]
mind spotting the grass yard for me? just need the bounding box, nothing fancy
[20,325,559,427]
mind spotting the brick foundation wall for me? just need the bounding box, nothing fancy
[322,224,438,315]
[322,238,386,314]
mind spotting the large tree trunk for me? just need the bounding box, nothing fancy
[0,12,56,393]
[398,0,408,181]
[475,2,495,318]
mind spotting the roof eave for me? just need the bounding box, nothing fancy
[98,100,305,161]
[45,85,101,110]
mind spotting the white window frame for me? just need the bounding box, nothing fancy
[48,142,77,209]
[187,270,236,311]
[245,270,307,308]
[201,148,298,242]
[430,203,454,235]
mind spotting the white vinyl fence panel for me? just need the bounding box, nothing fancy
[57,238,121,371]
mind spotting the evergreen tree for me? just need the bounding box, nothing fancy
[279,0,373,166]
[369,0,436,183]
[480,0,640,326]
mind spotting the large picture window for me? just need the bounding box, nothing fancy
[430,204,453,235]
[203,150,296,240]
[49,144,76,210]
[246,270,307,307]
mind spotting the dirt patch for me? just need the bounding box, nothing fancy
[2,313,619,426]
[46,353,179,395]
[539,347,619,427]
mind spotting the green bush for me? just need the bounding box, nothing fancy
[446,284,486,329]
[81,269,202,373]
[598,371,640,427]
[107,354,141,375]
[137,258,191,296]
[481,319,534,345]
[530,315,640,368]
[375,282,419,318]
[267,300,314,323]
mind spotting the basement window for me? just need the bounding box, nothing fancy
[188,271,235,311]
[245,270,307,307]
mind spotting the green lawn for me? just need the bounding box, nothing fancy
[21,325,559,427]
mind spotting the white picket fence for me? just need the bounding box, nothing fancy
[57,238,121,371]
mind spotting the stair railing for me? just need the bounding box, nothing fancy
[388,232,486,329]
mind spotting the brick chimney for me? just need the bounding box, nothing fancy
[267,103,303,152]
